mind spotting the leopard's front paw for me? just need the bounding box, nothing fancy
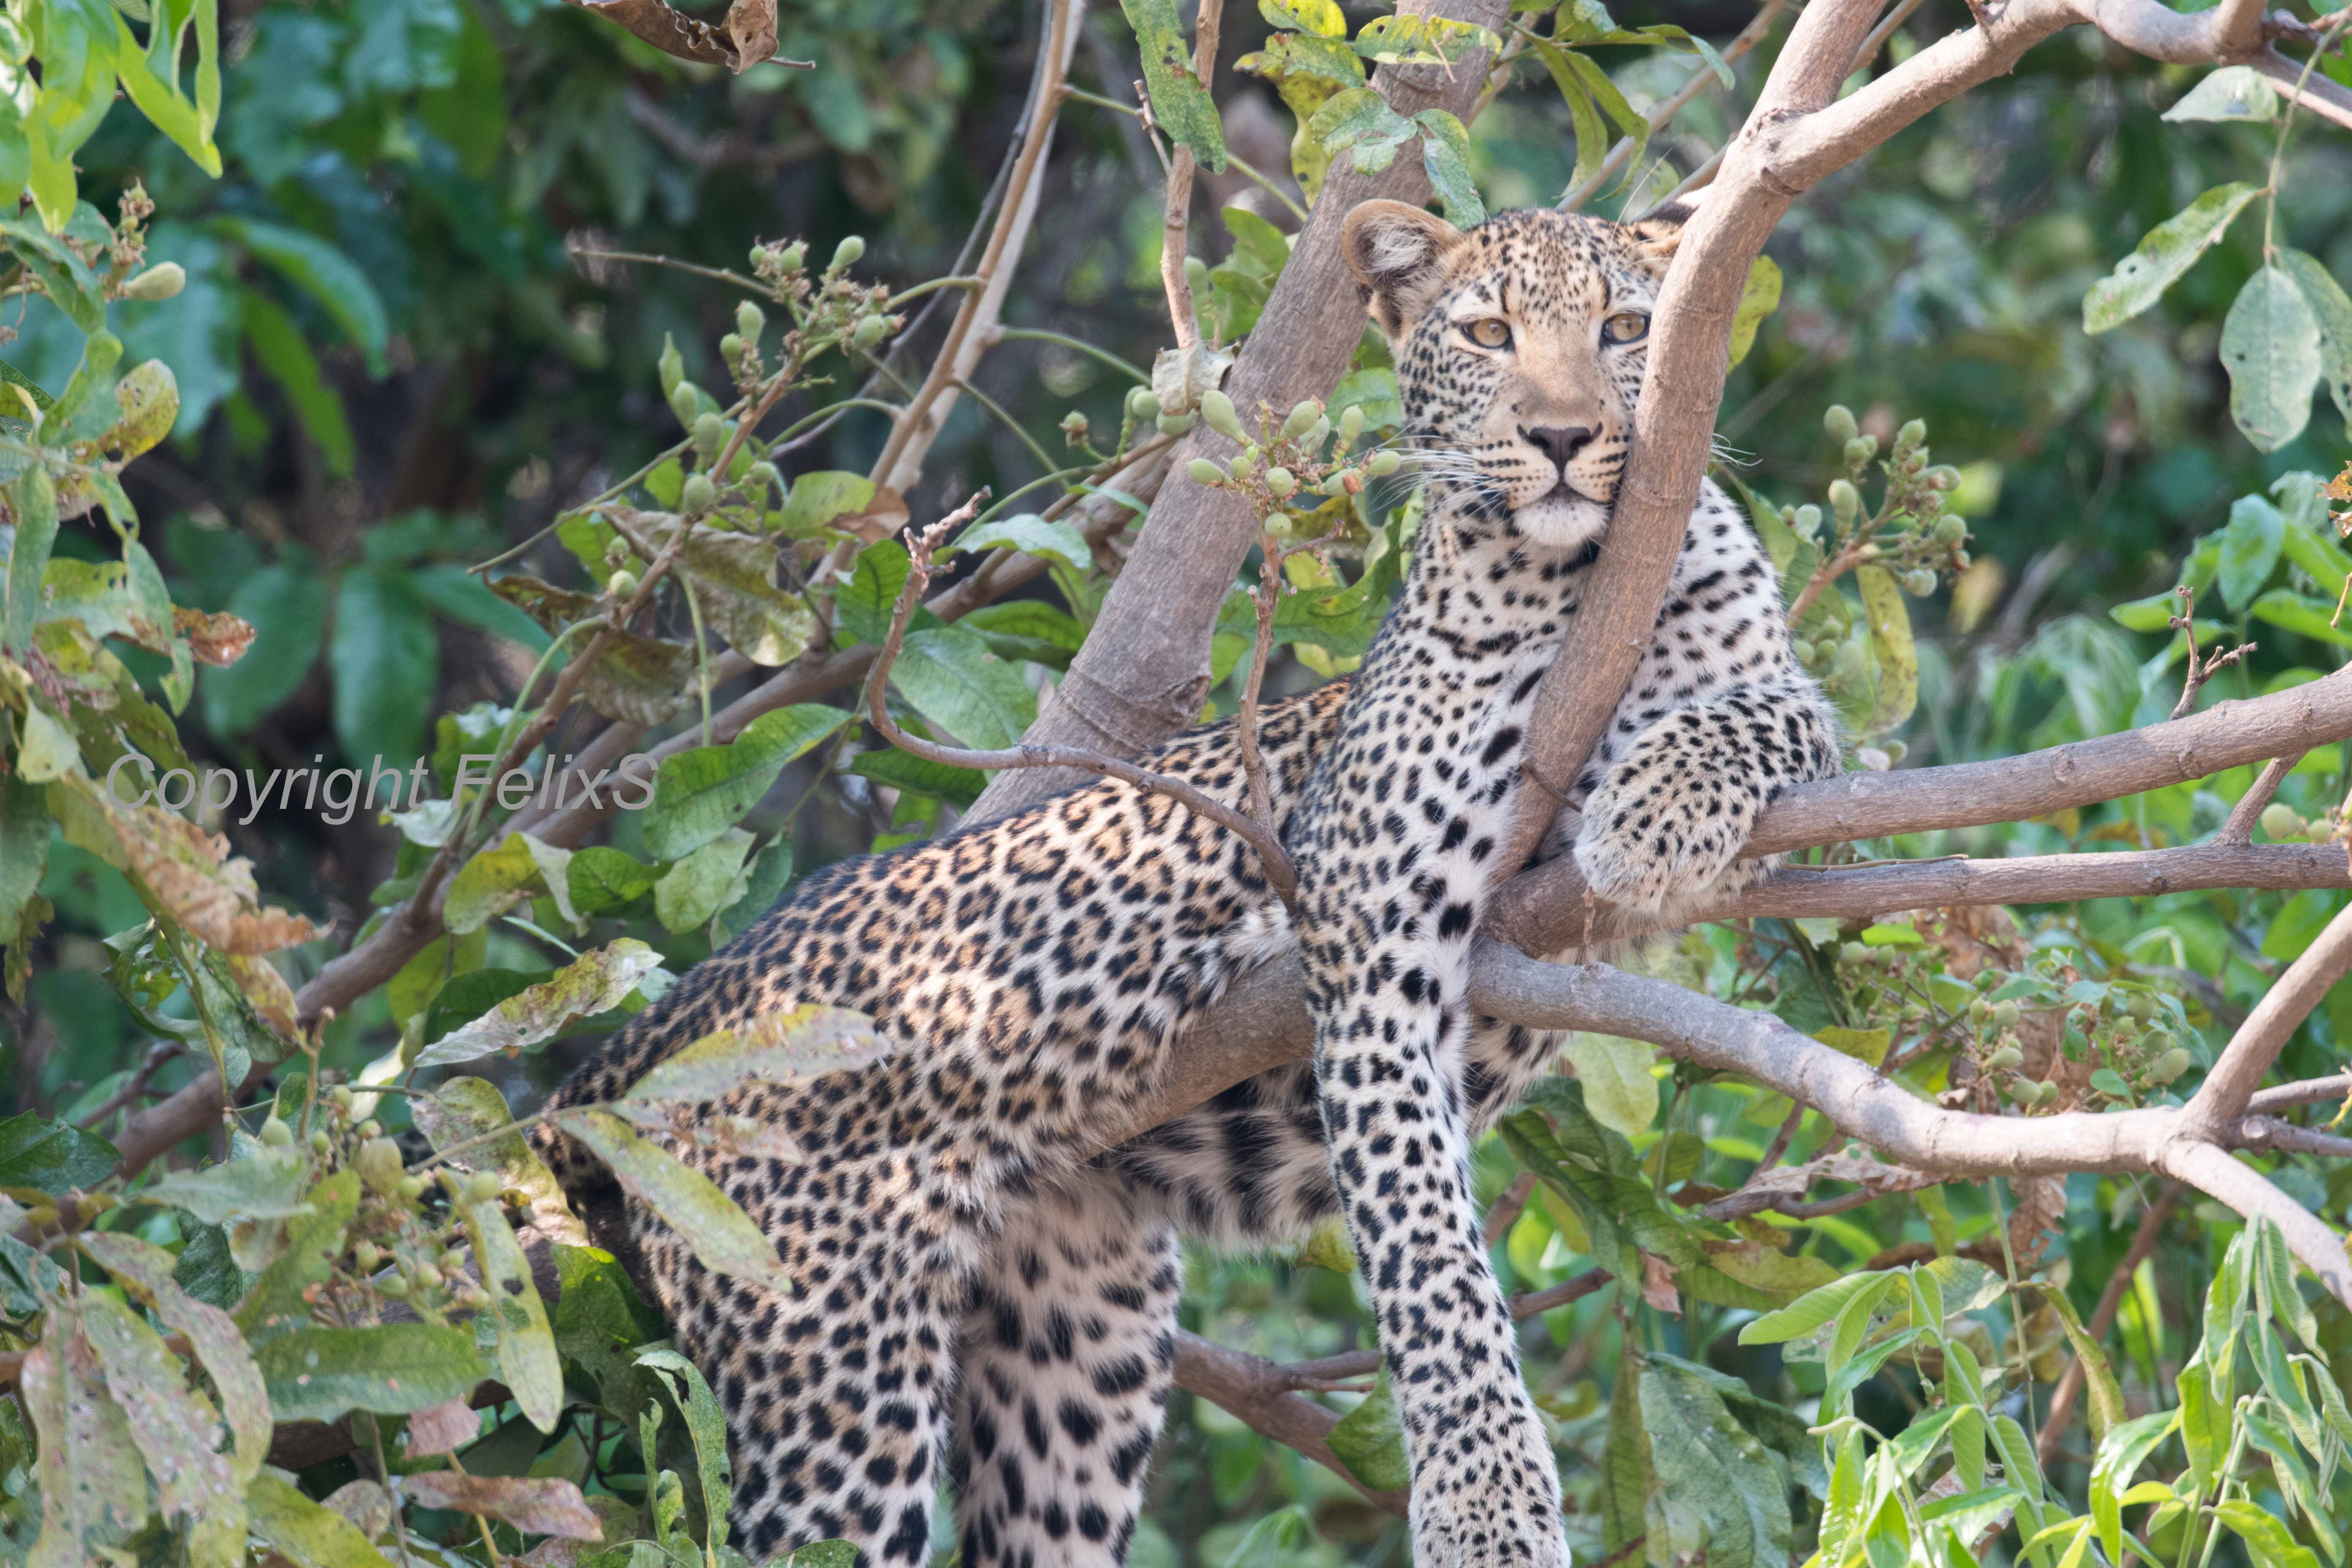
[1571,773,1757,915]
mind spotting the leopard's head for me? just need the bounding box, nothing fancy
[1341,200,1689,552]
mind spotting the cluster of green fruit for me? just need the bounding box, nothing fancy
[2259,801,2347,846]
[1177,391,1400,540]
[267,1082,519,1318]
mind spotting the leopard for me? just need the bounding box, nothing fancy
[532,196,1840,1568]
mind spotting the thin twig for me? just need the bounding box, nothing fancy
[2169,585,2257,721]
[77,1041,184,1131]
[863,502,1301,909]
[1481,1171,1538,1247]
[1156,0,1225,347]
[2220,750,2308,844]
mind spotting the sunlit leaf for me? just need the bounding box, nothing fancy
[412,939,664,1068]
[553,1108,796,1291]
[255,1323,495,1424]
[2082,182,2261,334]
[2221,265,2322,453]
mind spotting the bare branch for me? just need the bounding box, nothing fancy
[2249,1074,2352,1115]
[1482,1170,1538,1247]
[2168,586,2256,721]
[863,504,1301,908]
[1695,1149,1944,1222]
[2238,1116,2352,1159]
[2184,898,2352,1134]
[862,0,1083,501]
[1171,1333,1409,1513]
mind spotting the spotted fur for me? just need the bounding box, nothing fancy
[533,201,1838,1566]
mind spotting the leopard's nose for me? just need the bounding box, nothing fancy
[1522,425,1596,474]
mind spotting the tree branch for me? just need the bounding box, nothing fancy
[965,0,1513,820]
[2183,898,2352,1135]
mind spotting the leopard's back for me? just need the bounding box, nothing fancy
[531,680,1349,1207]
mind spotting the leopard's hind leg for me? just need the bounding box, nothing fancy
[952,1170,1179,1567]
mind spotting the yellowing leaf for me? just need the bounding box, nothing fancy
[412,940,663,1069]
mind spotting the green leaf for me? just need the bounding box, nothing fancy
[445,833,544,936]
[835,539,920,648]
[1260,0,1344,35]
[653,827,755,933]
[411,564,552,652]
[241,288,354,475]
[80,1231,268,1484]
[78,1290,245,1562]
[2222,265,2323,453]
[329,564,439,769]
[953,512,1093,571]
[887,625,1037,750]
[2178,1360,2230,1500]
[1740,1271,1892,1345]
[20,1331,149,1562]
[2248,587,2352,649]
[847,745,987,809]
[413,939,664,1068]
[0,1111,118,1194]
[637,1347,733,1544]
[2089,1408,2178,1561]
[212,216,390,375]
[201,563,327,735]
[2213,1500,2322,1568]
[642,704,848,861]
[141,1144,311,1223]
[255,1322,493,1423]
[2278,249,2352,437]
[1326,1370,1409,1491]
[1306,86,1417,176]
[569,846,660,916]
[2037,1284,2124,1440]
[553,1108,796,1292]
[1561,1033,1657,1139]
[618,1004,885,1108]
[1121,0,1226,172]
[2082,182,2262,334]
[412,1075,584,1247]
[2163,65,2277,123]
[773,471,876,537]
[1351,14,1499,64]
[422,968,544,1048]
[1600,1335,1649,1557]
[1729,256,1782,368]
[1855,564,1917,738]
[1556,48,1646,193]
[248,1469,401,1566]
[1412,109,1483,226]
[459,1185,564,1432]
[1643,1355,1792,1568]
[2,467,56,656]
[2251,1213,2320,1348]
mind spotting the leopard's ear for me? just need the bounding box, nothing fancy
[1341,200,1466,336]
[1621,188,1707,277]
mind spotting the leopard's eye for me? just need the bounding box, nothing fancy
[1464,318,1512,350]
[1602,311,1650,345]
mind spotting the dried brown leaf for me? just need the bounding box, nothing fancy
[1639,1252,1681,1315]
[405,1397,482,1457]
[322,1479,394,1539]
[174,607,256,667]
[723,0,776,71]
[400,1473,604,1541]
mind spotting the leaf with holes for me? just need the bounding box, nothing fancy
[555,1109,795,1292]
[412,940,663,1068]
[1413,110,1483,226]
[2163,65,2277,122]
[255,1323,495,1424]
[2278,249,2352,438]
[2083,182,2260,334]
[1120,0,1225,172]
[2223,265,2323,453]
[1307,87,1417,176]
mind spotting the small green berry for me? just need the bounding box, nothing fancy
[310,1129,332,1156]
[1127,387,1160,419]
[850,313,888,351]
[1896,418,1927,451]
[2261,803,2307,841]
[259,1117,293,1148]
[1155,411,1195,436]
[1188,457,1227,487]
[2147,1047,2193,1084]
[830,235,866,272]
[1845,435,1878,469]
[1985,1045,2024,1071]
[397,1175,427,1201]
[1828,479,1861,522]
[1823,405,1859,444]
[1264,467,1297,499]
[735,300,766,343]
[719,332,744,364]
[1992,1000,2021,1029]
[1201,390,1245,443]
[669,382,700,430]
[463,1171,501,1203]
[776,242,806,273]
[681,473,718,515]
[1280,400,1323,441]
[118,262,185,302]
[1366,449,1402,476]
